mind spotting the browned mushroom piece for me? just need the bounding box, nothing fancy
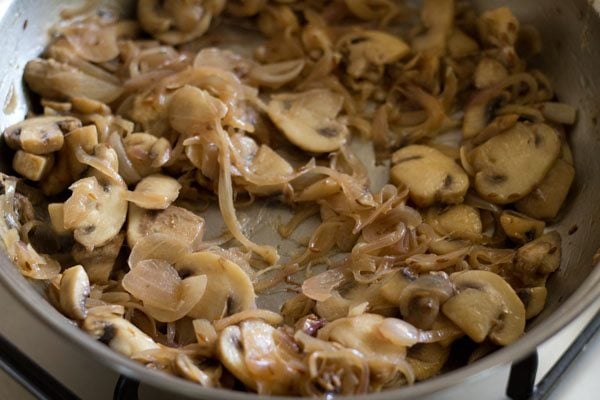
[138,0,225,45]
[516,286,547,319]
[59,265,91,320]
[516,159,575,220]
[12,151,54,182]
[267,89,349,153]
[477,7,520,48]
[470,123,561,204]
[442,270,526,345]
[513,231,561,286]
[390,145,469,207]
[474,58,508,89]
[72,233,124,283]
[425,205,482,242]
[398,273,455,330]
[3,116,80,154]
[499,210,545,243]
[24,58,123,103]
[65,125,99,178]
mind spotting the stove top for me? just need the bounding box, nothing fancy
[1,284,598,400]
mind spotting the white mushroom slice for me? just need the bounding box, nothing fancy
[24,58,123,103]
[65,125,99,178]
[448,29,479,58]
[63,176,128,250]
[425,205,482,241]
[83,308,160,356]
[41,147,72,196]
[470,123,561,204]
[474,58,508,89]
[59,265,91,320]
[267,89,348,153]
[137,0,224,45]
[239,145,294,195]
[516,287,547,319]
[175,252,256,321]
[477,7,519,48]
[12,151,54,181]
[3,116,80,154]
[127,204,205,249]
[442,270,526,345]
[390,145,469,207]
[516,159,575,220]
[168,85,228,135]
[48,203,69,235]
[217,320,299,394]
[499,211,545,243]
[125,174,182,210]
[123,133,171,177]
[72,233,124,283]
[514,231,561,286]
[338,30,410,77]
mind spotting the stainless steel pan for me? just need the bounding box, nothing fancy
[0,0,599,398]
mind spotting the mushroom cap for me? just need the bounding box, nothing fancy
[63,176,128,250]
[4,116,80,154]
[175,251,256,320]
[470,123,561,204]
[442,270,525,345]
[267,89,348,153]
[59,265,91,320]
[390,145,469,207]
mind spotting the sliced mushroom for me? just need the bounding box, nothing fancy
[515,159,575,220]
[516,287,547,319]
[12,151,54,181]
[470,123,561,204]
[380,270,413,305]
[425,205,482,241]
[4,116,80,154]
[126,174,182,210]
[267,89,348,153]
[412,0,454,56]
[72,233,124,283]
[59,265,91,320]
[338,30,410,78]
[137,0,224,45]
[442,270,526,345]
[499,210,545,243]
[398,273,455,329]
[513,231,561,286]
[218,320,299,394]
[24,58,123,103]
[390,145,469,207]
[127,204,205,249]
[63,176,128,250]
[123,133,171,177]
[83,307,160,356]
[448,29,479,59]
[65,125,99,178]
[41,147,73,196]
[474,57,508,89]
[175,251,256,320]
[477,7,519,48]
[236,144,294,195]
[48,203,70,235]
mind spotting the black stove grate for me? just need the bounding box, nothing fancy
[1,310,599,400]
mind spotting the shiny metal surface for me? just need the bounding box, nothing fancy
[0,1,599,399]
